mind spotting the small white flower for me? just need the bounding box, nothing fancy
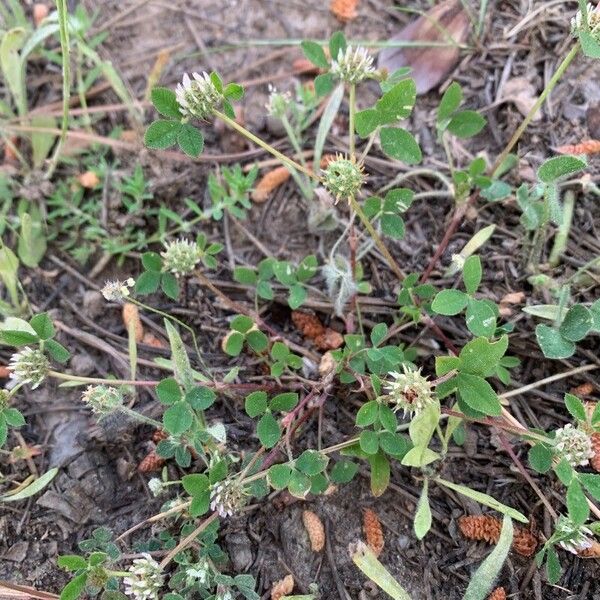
[176,71,222,120]
[185,558,211,586]
[101,278,135,301]
[571,3,600,35]
[209,480,247,517]
[330,45,376,84]
[147,478,164,497]
[8,347,49,389]
[161,238,203,276]
[553,424,593,467]
[384,365,436,416]
[123,553,163,600]
[265,84,292,117]
[555,515,594,554]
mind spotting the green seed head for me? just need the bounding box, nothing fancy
[81,385,123,418]
[323,155,366,202]
[161,238,203,276]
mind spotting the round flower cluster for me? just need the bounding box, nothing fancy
[210,479,247,518]
[101,278,135,302]
[176,72,223,120]
[553,424,593,467]
[123,553,164,600]
[330,45,376,84]
[571,3,600,37]
[147,478,165,497]
[9,347,49,389]
[383,365,436,416]
[161,238,203,276]
[555,515,594,554]
[185,558,211,586]
[81,385,123,418]
[265,84,292,118]
[322,155,365,202]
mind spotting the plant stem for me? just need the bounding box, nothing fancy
[347,195,405,281]
[118,405,162,429]
[213,110,319,181]
[46,0,70,180]
[48,371,159,386]
[548,189,575,267]
[490,43,580,176]
[348,84,356,158]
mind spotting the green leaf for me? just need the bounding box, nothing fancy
[559,305,593,342]
[3,407,25,427]
[456,373,501,416]
[375,79,417,123]
[535,324,575,359]
[528,444,553,474]
[554,458,574,486]
[447,110,486,138]
[189,492,210,517]
[579,473,600,501]
[378,404,397,433]
[381,214,405,239]
[135,270,161,295]
[370,323,388,347]
[379,432,411,458]
[18,211,46,268]
[564,393,586,422]
[408,401,440,448]
[182,473,209,497]
[144,119,181,149]
[246,329,268,353]
[368,452,390,497]
[437,81,463,123]
[30,313,54,340]
[245,391,268,417]
[60,573,88,600]
[295,449,329,476]
[297,255,318,282]
[163,401,193,435]
[356,400,379,427]
[223,82,244,101]
[401,446,440,468]
[546,546,561,585]
[329,31,347,60]
[224,331,244,356]
[287,469,312,498]
[231,314,254,334]
[459,335,508,377]
[160,273,179,300]
[462,255,482,295]
[165,320,194,391]
[436,477,528,523]
[45,339,70,363]
[186,386,216,410]
[465,298,497,338]
[233,267,257,285]
[314,73,335,96]
[462,516,513,600]
[360,430,380,455]
[330,459,358,483]
[270,392,298,412]
[431,289,468,315]
[57,555,87,571]
[567,479,590,525]
[580,29,600,58]
[287,284,307,309]
[257,413,281,448]
[142,251,162,272]
[177,123,204,157]
[414,480,432,540]
[537,155,587,183]
[355,108,382,137]
[267,464,293,490]
[380,127,422,164]
[150,87,181,118]
[1,467,58,502]
[156,377,182,405]
[301,41,329,68]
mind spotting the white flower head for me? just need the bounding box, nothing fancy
[8,347,49,389]
[185,558,211,586]
[147,478,164,497]
[123,553,164,600]
[265,84,292,118]
[81,385,123,418]
[209,479,247,518]
[384,365,435,416]
[553,424,593,467]
[101,278,135,301]
[555,515,594,554]
[161,238,203,276]
[330,45,376,84]
[571,3,600,36]
[176,71,222,120]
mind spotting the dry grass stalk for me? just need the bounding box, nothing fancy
[302,510,325,551]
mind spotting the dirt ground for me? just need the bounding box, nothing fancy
[2,0,600,598]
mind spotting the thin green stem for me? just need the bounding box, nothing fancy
[48,371,158,386]
[46,0,70,180]
[348,84,356,158]
[358,127,379,164]
[213,110,319,181]
[549,189,575,267]
[491,43,580,175]
[118,405,162,429]
[347,195,406,281]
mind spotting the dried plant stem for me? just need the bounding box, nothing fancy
[214,110,319,181]
[491,43,580,175]
[160,512,219,568]
[48,371,159,386]
[348,195,405,280]
[46,0,70,180]
[349,84,356,157]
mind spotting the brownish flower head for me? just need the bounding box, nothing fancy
[302,510,325,551]
[363,508,384,557]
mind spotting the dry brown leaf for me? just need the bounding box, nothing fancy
[123,303,144,342]
[78,170,100,188]
[271,574,294,600]
[330,0,359,22]
[377,0,470,95]
[501,77,541,121]
[302,510,325,551]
